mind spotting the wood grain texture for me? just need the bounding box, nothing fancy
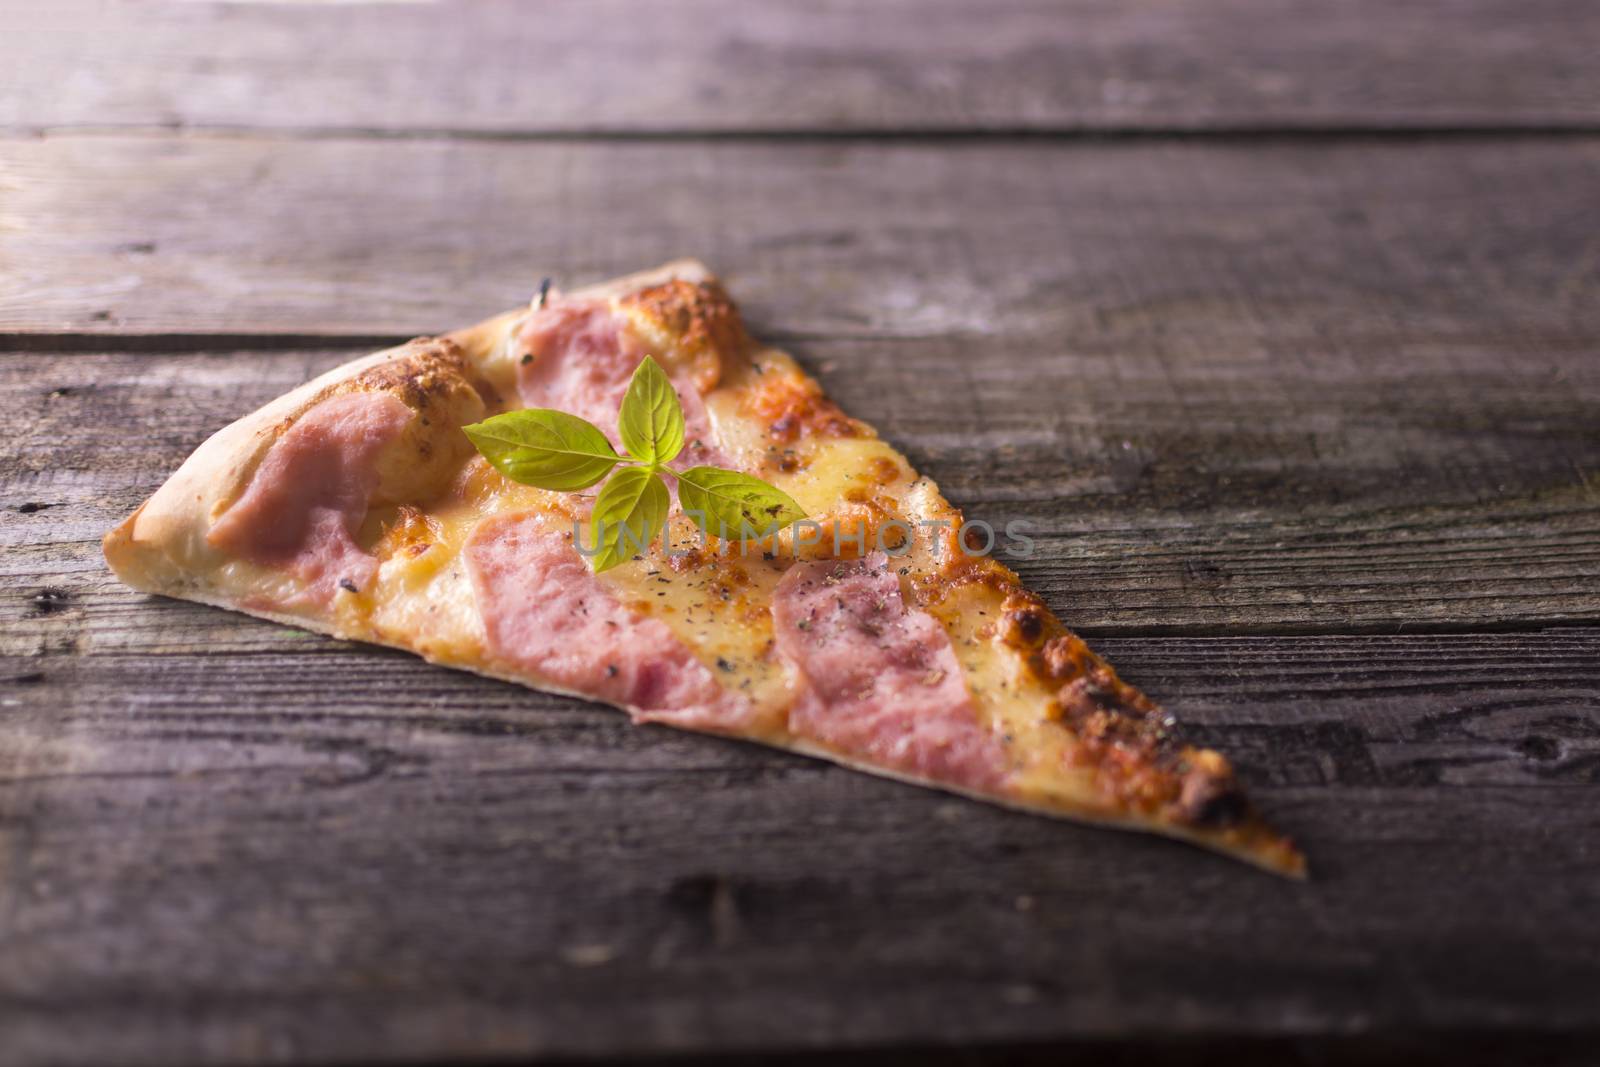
[3,626,1597,1064]
[3,135,1599,343]
[6,8,1600,1055]
[6,0,1600,135]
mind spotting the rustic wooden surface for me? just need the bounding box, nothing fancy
[6,137,1600,340]
[3,1,1600,1064]
[7,0,1600,134]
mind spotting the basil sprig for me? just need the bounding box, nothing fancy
[462,357,805,572]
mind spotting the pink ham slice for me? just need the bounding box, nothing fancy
[208,390,413,605]
[516,298,730,469]
[772,552,1011,792]
[463,511,755,732]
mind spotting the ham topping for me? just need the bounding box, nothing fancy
[208,391,413,604]
[516,298,730,468]
[771,552,1011,791]
[463,511,755,732]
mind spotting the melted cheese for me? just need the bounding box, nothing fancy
[185,321,1092,800]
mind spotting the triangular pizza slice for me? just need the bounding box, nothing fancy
[105,260,1304,875]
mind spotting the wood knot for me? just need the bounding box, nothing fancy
[30,587,72,615]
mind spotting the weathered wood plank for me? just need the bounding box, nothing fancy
[2,135,1597,341]
[10,629,1600,790]
[5,342,1597,637]
[6,0,1599,135]
[3,630,1597,1064]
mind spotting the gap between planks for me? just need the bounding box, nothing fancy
[0,330,963,353]
[8,124,1600,144]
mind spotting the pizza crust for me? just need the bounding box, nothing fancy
[105,343,414,597]
[106,259,715,598]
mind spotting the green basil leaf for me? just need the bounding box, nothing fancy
[675,466,806,540]
[587,466,670,573]
[462,409,620,491]
[617,356,685,466]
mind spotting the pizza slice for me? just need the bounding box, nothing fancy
[105,260,1304,876]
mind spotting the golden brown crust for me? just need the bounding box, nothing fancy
[742,365,862,443]
[104,337,473,597]
[997,587,1290,847]
[617,278,749,393]
[898,540,1304,875]
[349,336,477,408]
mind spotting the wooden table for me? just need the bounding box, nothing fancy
[4,2,1598,1063]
